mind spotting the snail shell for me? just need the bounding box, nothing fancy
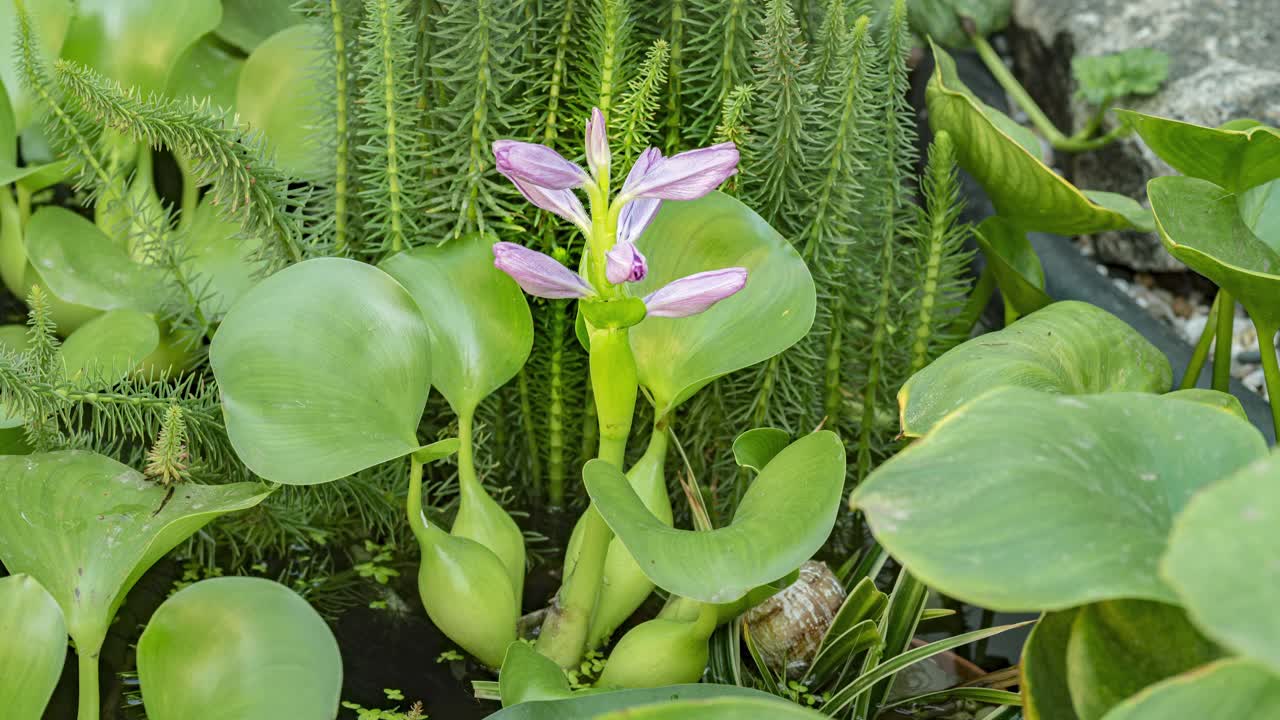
[743,560,846,679]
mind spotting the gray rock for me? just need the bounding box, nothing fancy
[1008,0,1280,272]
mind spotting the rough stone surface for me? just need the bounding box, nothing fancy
[1009,0,1280,272]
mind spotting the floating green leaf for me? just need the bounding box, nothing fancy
[137,577,342,720]
[628,192,816,418]
[898,302,1171,437]
[1072,49,1168,105]
[973,215,1052,316]
[1162,449,1280,675]
[1148,176,1280,327]
[237,24,331,182]
[216,0,306,53]
[60,0,221,94]
[210,258,432,485]
[0,0,72,132]
[1121,111,1280,193]
[1022,610,1081,720]
[927,42,1132,234]
[0,574,66,720]
[1066,600,1222,720]
[59,309,159,379]
[1099,659,1280,720]
[586,431,845,604]
[854,388,1266,611]
[380,234,533,416]
[0,451,270,655]
[486,684,799,720]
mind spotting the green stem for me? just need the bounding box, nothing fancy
[949,263,995,336]
[546,302,567,508]
[969,33,1067,146]
[375,0,406,253]
[406,457,429,544]
[1179,292,1221,390]
[15,183,31,228]
[77,648,99,720]
[1253,320,1280,438]
[457,410,479,491]
[330,0,352,253]
[1213,291,1235,393]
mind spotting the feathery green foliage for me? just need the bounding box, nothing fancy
[613,39,670,173]
[683,0,761,143]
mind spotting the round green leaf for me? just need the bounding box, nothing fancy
[899,301,1172,437]
[1162,449,1280,675]
[487,684,799,720]
[210,258,432,485]
[926,42,1132,234]
[216,0,306,53]
[0,450,270,652]
[237,24,331,182]
[138,577,342,720]
[0,574,66,720]
[1149,175,1280,327]
[166,34,244,110]
[586,430,845,604]
[59,309,159,379]
[1099,659,1280,720]
[628,191,816,418]
[60,0,221,95]
[1066,600,1222,720]
[1120,111,1280,193]
[974,215,1052,316]
[24,207,167,313]
[853,388,1267,612]
[181,197,266,319]
[1022,610,1082,720]
[380,235,533,416]
[0,0,72,132]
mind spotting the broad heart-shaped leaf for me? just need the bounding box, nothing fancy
[0,574,66,720]
[486,684,802,720]
[210,258,432,485]
[628,191,816,418]
[1162,449,1280,675]
[853,388,1267,612]
[166,34,244,110]
[586,430,845,604]
[1022,610,1081,720]
[60,0,221,95]
[0,451,270,653]
[380,235,533,416]
[0,0,71,132]
[137,577,342,720]
[973,215,1052,316]
[1065,600,1222,720]
[898,301,1171,437]
[1098,659,1280,720]
[926,42,1133,234]
[1120,111,1280,193]
[1148,175,1280,327]
[181,197,266,319]
[59,309,159,379]
[216,0,306,53]
[237,25,331,182]
[24,207,167,313]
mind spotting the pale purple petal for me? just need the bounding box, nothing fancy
[493,242,595,299]
[643,267,748,318]
[617,197,662,245]
[605,241,648,284]
[508,175,591,234]
[621,147,664,195]
[585,107,610,178]
[493,139,589,190]
[621,142,739,201]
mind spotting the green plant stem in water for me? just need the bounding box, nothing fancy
[77,648,99,720]
[1180,292,1221,390]
[1253,320,1280,437]
[1213,290,1235,392]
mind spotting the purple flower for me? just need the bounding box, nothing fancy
[508,175,591,234]
[493,242,595,299]
[493,140,589,190]
[585,107,610,179]
[606,242,648,284]
[617,197,661,245]
[620,143,739,201]
[643,268,748,318]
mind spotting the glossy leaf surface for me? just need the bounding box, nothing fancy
[1148,176,1280,326]
[586,431,845,603]
[731,427,791,473]
[237,25,331,181]
[380,235,533,416]
[487,685,798,720]
[25,207,166,312]
[898,301,1171,437]
[59,309,159,379]
[0,451,270,651]
[138,577,342,720]
[628,192,816,418]
[210,258,432,485]
[854,388,1266,611]
[0,574,66,720]
[973,215,1052,315]
[926,42,1132,234]
[61,0,221,94]
[1121,111,1280,193]
[1162,449,1280,674]
[1099,659,1280,720]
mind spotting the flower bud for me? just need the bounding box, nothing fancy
[507,176,591,234]
[642,267,748,318]
[605,241,648,284]
[585,107,610,179]
[493,242,595,299]
[493,139,589,189]
[620,142,739,201]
